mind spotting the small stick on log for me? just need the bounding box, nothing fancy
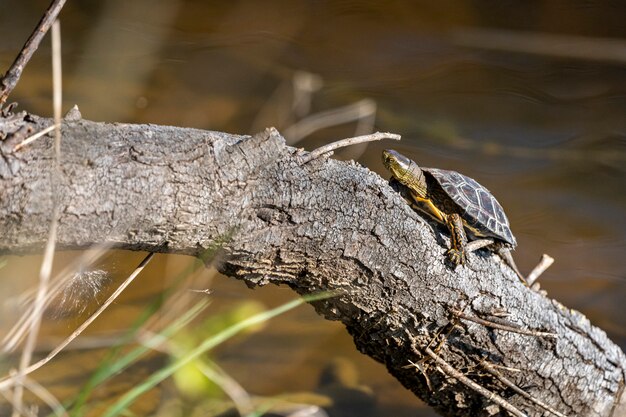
[404,331,434,391]
[13,124,59,151]
[451,309,557,338]
[482,361,568,417]
[526,254,554,287]
[299,131,401,164]
[405,359,433,391]
[0,0,68,107]
[484,362,522,373]
[423,347,528,417]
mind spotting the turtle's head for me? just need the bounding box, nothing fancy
[382,149,427,196]
[382,149,413,180]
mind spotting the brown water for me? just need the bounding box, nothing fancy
[0,1,625,416]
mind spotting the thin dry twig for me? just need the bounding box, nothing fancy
[10,20,64,414]
[423,347,528,417]
[451,309,557,339]
[300,131,401,164]
[0,0,68,107]
[250,71,323,134]
[12,206,59,417]
[482,361,568,417]
[404,359,433,391]
[5,26,63,396]
[22,376,69,417]
[52,19,62,162]
[404,332,433,391]
[0,253,154,391]
[464,238,494,252]
[0,385,37,417]
[13,124,59,151]
[526,254,554,287]
[198,361,254,416]
[484,362,522,373]
[403,316,466,393]
[291,71,324,119]
[451,27,626,65]
[284,99,377,144]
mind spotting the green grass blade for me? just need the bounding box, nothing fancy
[67,253,217,415]
[101,292,333,417]
[66,298,210,416]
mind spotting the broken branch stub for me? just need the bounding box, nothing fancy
[0,114,625,417]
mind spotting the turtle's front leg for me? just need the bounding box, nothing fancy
[406,191,467,265]
[445,213,468,265]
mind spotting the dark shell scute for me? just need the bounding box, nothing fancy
[461,183,480,206]
[423,167,517,247]
[496,205,507,224]
[479,190,495,217]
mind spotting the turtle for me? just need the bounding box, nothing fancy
[382,149,525,283]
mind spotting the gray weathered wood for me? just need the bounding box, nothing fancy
[1,113,625,417]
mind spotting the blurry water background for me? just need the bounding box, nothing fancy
[0,1,624,416]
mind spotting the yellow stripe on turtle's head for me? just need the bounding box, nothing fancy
[382,149,427,196]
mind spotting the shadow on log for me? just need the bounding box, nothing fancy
[1,112,625,417]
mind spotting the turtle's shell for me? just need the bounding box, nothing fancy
[423,168,516,247]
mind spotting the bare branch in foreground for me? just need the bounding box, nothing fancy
[0,0,68,107]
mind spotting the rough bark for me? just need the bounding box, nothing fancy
[1,112,625,417]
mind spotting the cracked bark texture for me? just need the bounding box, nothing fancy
[1,113,625,417]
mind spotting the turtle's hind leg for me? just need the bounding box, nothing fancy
[497,248,527,286]
[465,238,527,285]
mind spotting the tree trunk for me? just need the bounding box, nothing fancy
[1,112,625,417]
